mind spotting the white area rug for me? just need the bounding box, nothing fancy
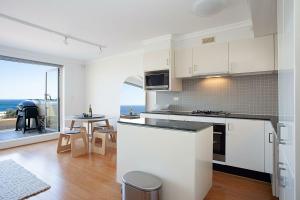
[0,160,50,200]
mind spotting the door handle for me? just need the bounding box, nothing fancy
[277,123,287,144]
[278,162,287,188]
[227,123,232,131]
[213,132,223,135]
[268,132,273,143]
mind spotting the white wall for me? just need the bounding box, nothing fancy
[85,50,143,126]
[0,45,86,129]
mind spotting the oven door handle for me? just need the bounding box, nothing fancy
[213,132,223,135]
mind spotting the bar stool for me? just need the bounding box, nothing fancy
[57,127,88,157]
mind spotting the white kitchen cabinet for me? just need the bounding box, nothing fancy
[193,42,229,76]
[226,118,265,172]
[174,48,193,78]
[229,35,275,74]
[264,121,274,174]
[143,49,170,72]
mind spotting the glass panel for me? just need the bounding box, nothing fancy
[120,76,145,116]
[45,68,59,131]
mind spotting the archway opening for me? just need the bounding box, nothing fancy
[120,76,145,118]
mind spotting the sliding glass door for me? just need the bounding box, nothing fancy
[0,55,61,142]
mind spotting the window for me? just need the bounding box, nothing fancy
[120,76,145,115]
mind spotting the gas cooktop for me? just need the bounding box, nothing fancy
[191,110,230,116]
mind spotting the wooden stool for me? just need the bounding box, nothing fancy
[57,127,88,157]
[91,131,106,155]
[108,130,117,143]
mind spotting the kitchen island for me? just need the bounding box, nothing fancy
[117,118,213,200]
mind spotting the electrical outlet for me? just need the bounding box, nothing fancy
[173,97,179,101]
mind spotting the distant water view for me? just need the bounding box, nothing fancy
[0,99,25,112]
[120,105,145,115]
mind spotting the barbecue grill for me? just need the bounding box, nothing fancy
[15,100,40,133]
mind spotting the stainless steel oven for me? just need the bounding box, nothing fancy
[213,124,226,162]
[145,70,169,90]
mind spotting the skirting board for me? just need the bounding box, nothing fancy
[213,163,272,182]
[0,132,59,150]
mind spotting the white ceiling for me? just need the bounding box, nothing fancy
[0,0,251,61]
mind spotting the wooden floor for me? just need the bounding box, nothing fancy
[0,129,55,141]
[0,140,277,200]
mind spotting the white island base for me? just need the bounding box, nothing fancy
[117,123,213,200]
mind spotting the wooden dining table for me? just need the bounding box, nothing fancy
[65,114,111,137]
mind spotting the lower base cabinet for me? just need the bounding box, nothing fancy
[226,119,265,172]
[264,121,274,174]
[141,113,273,173]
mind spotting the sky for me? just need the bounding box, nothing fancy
[120,83,145,105]
[0,59,144,104]
[0,60,58,99]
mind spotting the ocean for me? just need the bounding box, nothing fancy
[0,99,25,112]
[120,105,145,115]
[0,100,145,115]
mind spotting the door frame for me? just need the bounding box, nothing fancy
[0,55,63,149]
[45,67,61,132]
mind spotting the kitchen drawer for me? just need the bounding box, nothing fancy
[184,116,226,124]
[140,113,169,120]
[168,115,187,121]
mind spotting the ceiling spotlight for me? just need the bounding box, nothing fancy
[192,0,226,17]
[64,36,69,45]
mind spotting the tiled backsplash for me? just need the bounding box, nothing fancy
[156,74,278,115]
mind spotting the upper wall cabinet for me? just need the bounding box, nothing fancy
[174,48,193,78]
[193,42,229,76]
[229,35,275,74]
[143,49,170,72]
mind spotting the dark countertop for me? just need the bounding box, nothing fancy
[118,118,212,132]
[142,111,278,129]
[227,114,278,128]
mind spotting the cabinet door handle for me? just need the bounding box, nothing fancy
[268,132,272,143]
[188,67,192,74]
[277,123,287,144]
[166,58,169,65]
[227,123,230,132]
[229,62,235,73]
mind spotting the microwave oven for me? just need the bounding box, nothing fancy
[144,70,169,90]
